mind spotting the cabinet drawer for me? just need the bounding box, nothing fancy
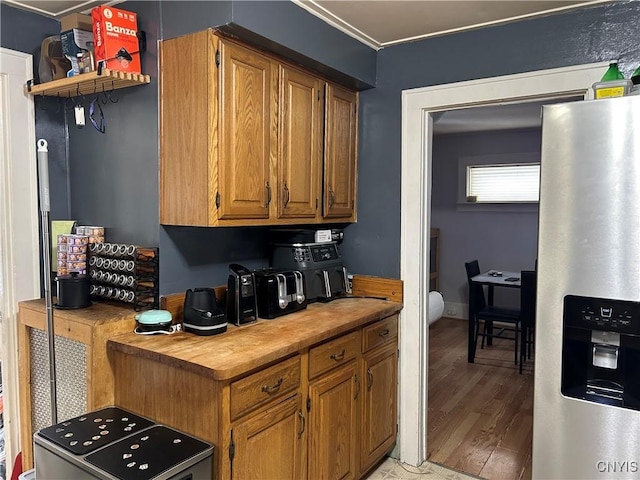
[362,315,398,353]
[309,331,360,379]
[230,355,301,420]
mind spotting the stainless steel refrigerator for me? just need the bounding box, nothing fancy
[534,95,640,479]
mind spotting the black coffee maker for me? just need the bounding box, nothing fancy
[227,264,258,326]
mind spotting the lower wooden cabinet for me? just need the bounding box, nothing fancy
[305,316,398,480]
[231,394,305,479]
[360,342,398,474]
[308,361,359,480]
[111,310,399,480]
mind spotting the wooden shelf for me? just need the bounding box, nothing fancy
[25,68,150,98]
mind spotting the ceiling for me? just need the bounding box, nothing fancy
[294,0,608,49]
[6,0,605,133]
[2,0,114,18]
[6,0,609,49]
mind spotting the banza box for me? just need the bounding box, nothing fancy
[92,6,141,74]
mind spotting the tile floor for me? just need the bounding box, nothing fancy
[366,456,481,480]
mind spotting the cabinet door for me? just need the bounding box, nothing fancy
[323,83,358,220]
[219,40,276,220]
[360,342,398,475]
[159,29,213,226]
[232,394,305,480]
[278,65,323,219]
[308,361,358,480]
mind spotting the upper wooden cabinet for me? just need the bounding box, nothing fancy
[159,28,358,227]
[218,40,275,220]
[278,65,323,220]
[324,83,358,221]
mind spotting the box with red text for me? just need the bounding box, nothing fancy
[91,5,141,74]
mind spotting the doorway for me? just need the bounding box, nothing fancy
[0,47,40,476]
[397,61,610,468]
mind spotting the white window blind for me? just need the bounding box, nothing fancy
[467,163,540,202]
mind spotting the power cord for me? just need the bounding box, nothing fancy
[134,323,182,335]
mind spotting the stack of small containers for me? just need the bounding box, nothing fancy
[56,226,104,275]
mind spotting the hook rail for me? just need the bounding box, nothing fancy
[24,68,149,98]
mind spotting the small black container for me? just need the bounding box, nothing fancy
[183,287,227,335]
[55,273,90,309]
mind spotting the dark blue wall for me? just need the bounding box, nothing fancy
[230,1,376,87]
[158,1,376,87]
[67,1,161,247]
[7,0,640,296]
[342,0,640,278]
[159,1,231,40]
[62,0,376,294]
[0,3,58,55]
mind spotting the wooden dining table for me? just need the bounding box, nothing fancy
[468,270,521,362]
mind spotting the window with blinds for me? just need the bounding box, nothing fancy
[466,163,540,203]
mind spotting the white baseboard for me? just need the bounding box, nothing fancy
[443,301,467,319]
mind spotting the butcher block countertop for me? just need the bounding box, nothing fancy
[108,297,402,381]
[19,298,137,329]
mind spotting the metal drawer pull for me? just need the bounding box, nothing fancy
[367,368,374,390]
[378,329,390,337]
[330,349,346,361]
[284,183,290,208]
[354,374,360,400]
[328,187,335,207]
[298,410,305,439]
[261,377,283,393]
[265,181,272,207]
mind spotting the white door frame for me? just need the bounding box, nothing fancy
[0,47,40,474]
[398,61,609,467]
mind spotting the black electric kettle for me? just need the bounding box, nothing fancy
[183,287,226,336]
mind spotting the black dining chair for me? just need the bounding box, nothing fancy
[465,260,521,364]
[519,270,537,374]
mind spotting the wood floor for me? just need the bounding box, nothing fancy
[427,317,534,480]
